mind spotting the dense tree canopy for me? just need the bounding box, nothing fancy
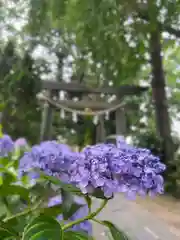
[0,41,42,143]
[0,1,180,158]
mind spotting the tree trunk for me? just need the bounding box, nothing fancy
[150,31,174,162]
[150,30,174,164]
[150,30,177,193]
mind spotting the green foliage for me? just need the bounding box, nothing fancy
[0,147,130,240]
[25,0,179,87]
[1,0,180,221]
[38,170,84,196]
[22,215,63,240]
[64,231,94,240]
[23,0,180,171]
[2,0,180,149]
[0,221,18,239]
[61,190,83,220]
[40,204,63,218]
[103,221,129,240]
[0,42,41,144]
[0,185,29,202]
[0,139,127,239]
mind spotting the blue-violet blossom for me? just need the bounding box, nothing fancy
[48,195,92,235]
[19,141,72,181]
[69,142,166,199]
[19,139,166,199]
[15,138,28,148]
[0,134,14,157]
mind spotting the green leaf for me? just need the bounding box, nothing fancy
[22,214,63,240]
[64,231,94,240]
[61,189,73,217]
[0,175,3,186]
[38,170,83,196]
[29,182,54,201]
[0,185,29,202]
[0,163,17,185]
[31,229,60,240]
[65,202,83,220]
[85,195,92,212]
[0,157,9,167]
[0,221,18,239]
[0,104,5,111]
[2,172,17,185]
[91,188,113,200]
[50,0,67,21]
[61,190,84,220]
[0,124,3,137]
[40,204,63,217]
[6,158,19,170]
[102,221,129,240]
[21,175,30,185]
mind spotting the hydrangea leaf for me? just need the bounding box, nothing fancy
[22,214,63,240]
[102,221,129,240]
[85,195,92,212]
[0,157,10,167]
[0,124,3,138]
[0,185,30,202]
[1,171,17,185]
[40,204,63,217]
[38,170,84,196]
[61,190,84,220]
[30,182,56,202]
[0,221,18,239]
[64,231,95,240]
[61,189,74,219]
[91,188,113,200]
[64,202,84,220]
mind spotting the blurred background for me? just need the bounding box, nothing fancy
[0,0,180,195]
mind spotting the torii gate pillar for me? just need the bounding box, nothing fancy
[115,108,126,136]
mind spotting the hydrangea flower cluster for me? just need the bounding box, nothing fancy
[71,142,166,199]
[0,134,14,157]
[19,138,166,199]
[19,141,72,179]
[48,195,92,235]
[15,138,28,148]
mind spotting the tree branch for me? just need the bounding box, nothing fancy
[164,26,180,38]
[136,3,180,39]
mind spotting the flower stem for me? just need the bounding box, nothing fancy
[62,199,108,230]
[92,218,103,225]
[4,200,42,223]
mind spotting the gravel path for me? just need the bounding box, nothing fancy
[93,195,180,239]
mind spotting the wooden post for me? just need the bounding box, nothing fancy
[100,116,106,141]
[40,91,54,141]
[0,112,2,123]
[115,108,126,136]
[96,116,106,143]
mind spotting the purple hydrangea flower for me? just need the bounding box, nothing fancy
[70,143,120,197]
[0,134,14,157]
[19,138,166,200]
[69,142,166,199]
[15,138,28,148]
[48,195,92,235]
[116,135,132,150]
[19,141,72,179]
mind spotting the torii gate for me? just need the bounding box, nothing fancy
[37,80,147,142]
